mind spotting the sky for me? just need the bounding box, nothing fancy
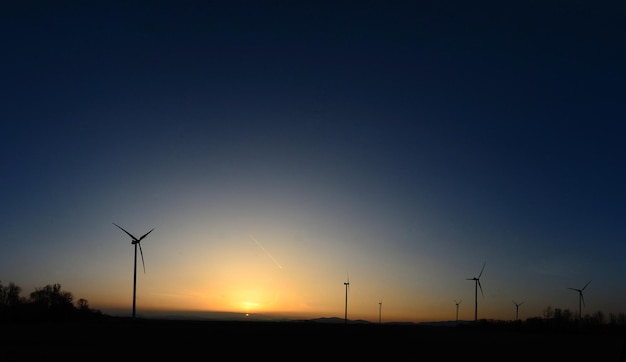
[1,1,625,323]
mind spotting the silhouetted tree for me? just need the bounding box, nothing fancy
[77,298,89,310]
[561,308,574,322]
[553,308,570,321]
[0,281,27,320]
[0,281,107,321]
[609,312,626,327]
[590,310,605,326]
[543,305,554,319]
[0,281,24,308]
[28,283,75,320]
[75,297,104,319]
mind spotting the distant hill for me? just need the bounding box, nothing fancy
[298,317,475,327]
[299,317,371,324]
[103,309,476,326]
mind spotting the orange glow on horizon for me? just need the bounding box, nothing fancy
[216,287,283,314]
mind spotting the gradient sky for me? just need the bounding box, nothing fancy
[1,1,625,323]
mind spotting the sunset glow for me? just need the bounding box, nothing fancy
[2,1,624,324]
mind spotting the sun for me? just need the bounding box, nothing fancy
[240,300,261,312]
[223,286,281,314]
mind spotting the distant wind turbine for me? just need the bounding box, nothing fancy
[378,299,383,324]
[454,299,462,324]
[568,280,591,319]
[466,261,485,322]
[344,273,350,324]
[513,300,525,321]
[113,222,154,319]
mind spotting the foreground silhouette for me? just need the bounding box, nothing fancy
[1,317,624,361]
[0,281,103,322]
[1,280,625,361]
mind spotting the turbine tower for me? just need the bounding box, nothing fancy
[113,222,154,319]
[466,261,485,322]
[513,300,525,321]
[454,299,462,324]
[378,299,383,324]
[343,273,350,324]
[568,280,591,319]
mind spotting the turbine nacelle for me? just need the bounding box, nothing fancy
[114,223,153,273]
[568,280,591,307]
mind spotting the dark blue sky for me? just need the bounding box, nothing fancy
[1,1,625,322]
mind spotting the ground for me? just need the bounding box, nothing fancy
[1,318,624,361]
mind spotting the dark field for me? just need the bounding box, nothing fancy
[2,318,625,361]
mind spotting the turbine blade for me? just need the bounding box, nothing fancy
[478,261,486,278]
[113,223,139,241]
[139,228,154,241]
[138,242,146,273]
[581,293,585,306]
[582,280,591,290]
[478,280,484,298]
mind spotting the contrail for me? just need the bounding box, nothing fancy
[250,234,283,269]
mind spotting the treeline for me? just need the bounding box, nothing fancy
[534,305,626,327]
[460,306,626,334]
[0,280,106,322]
[520,306,626,332]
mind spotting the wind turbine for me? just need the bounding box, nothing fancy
[466,261,485,322]
[378,299,383,324]
[454,299,462,324]
[343,273,350,324]
[568,280,591,319]
[113,222,154,319]
[513,300,525,321]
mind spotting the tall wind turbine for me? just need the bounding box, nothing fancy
[343,273,350,324]
[513,300,525,321]
[113,222,154,319]
[568,280,591,319]
[466,261,485,322]
[454,299,462,324]
[378,299,383,324]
